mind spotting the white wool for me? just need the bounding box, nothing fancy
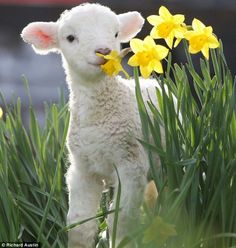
[21,3,164,248]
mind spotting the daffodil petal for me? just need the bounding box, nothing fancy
[155,45,169,60]
[103,54,114,60]
[147,15,163,26]
[174,38,182,48]
[110,50,119,57]
[140,65,153,79]
[208,36,220,48]
[128,54,139,67]
[96,52,104,58]
[130,38,143,53]
[202,45,209,60]
[103,53,116,60]
[173,14,185,24]
[121,68,130,79]
[114,62,122,71]
[101,62,113,76]
[189,45,199,54]
[144,36,156,48]
[205,26,213,35]
[150,27,162,39]
[159,6,172,19]
[165,32,175,48]
[192,18,206,31]
[184,31,195,40]
[153,60,164,74]
[174,26,187,38]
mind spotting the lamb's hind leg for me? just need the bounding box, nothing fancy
[66,162,103,248]
[108,164,147,247]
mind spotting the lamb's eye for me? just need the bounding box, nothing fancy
[67,35,75,42]
[115,32,119,38]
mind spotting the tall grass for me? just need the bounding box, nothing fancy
[0,87,69,247]
[133,43,236,247]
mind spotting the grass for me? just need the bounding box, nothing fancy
[133,42,236,248]
[0,42,236,247]
[0,88,69,247]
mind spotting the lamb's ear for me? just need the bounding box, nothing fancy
[21,22,58,55]
[118,12,144,43]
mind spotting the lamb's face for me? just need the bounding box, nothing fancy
[58,6,121,79]
[21,3,144,81]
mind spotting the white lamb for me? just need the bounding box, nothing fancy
[21,3,161,247]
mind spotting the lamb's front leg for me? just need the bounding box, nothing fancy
[108,163,148,247]
[66,162,103,248]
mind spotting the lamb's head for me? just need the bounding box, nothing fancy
[21,3,144,81]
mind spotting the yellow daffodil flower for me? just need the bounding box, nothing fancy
[184,18,220,59]
[96,50,130,78]
[128,36,169,78]
[147,6,187,48]
[143,216,177,245]
[0,107,3,118]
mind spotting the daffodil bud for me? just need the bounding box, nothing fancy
[0,107,3,119]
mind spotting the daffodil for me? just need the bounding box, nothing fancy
[184,18,220,59]
[143,216,177,245]
[128,36,169,78]
[0,107,3,118]
[147,6,187,48]
[96,50,129,78]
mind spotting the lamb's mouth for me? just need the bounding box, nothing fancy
[88,59,107,67]
[88,62,104,67]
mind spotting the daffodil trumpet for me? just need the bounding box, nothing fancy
[96,50,130,79]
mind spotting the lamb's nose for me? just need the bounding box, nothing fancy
[95,48,111,55]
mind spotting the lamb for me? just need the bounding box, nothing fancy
[21,3,161,247]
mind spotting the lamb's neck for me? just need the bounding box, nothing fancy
[66,68,118,109]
